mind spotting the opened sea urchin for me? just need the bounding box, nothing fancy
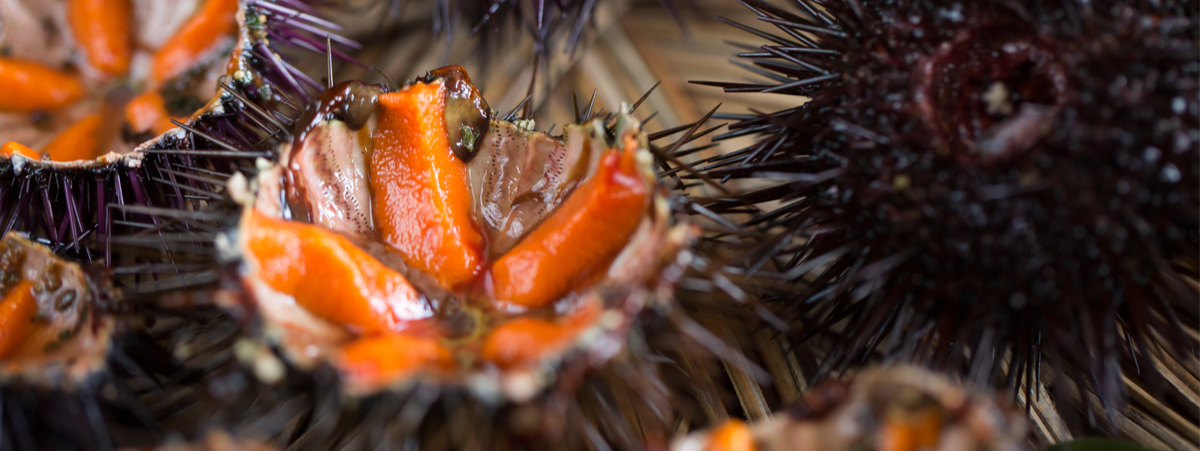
[161,66,718,449]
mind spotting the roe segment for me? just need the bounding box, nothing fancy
[0,59,85,112]
[67,0,133,75]
[338,334,453,384]
[150,0,238,83]
[44,113,105,162]
[480,302,600,369]
[244,210,430,336]
[0,281,37,359]
[370,80,485,288]
[489,145,648,308]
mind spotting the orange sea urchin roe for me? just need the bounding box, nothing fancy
[0,58,85,113]
[151,0,238,84]
[67,0,133,75]
[44,113,105,162]
[480,302,601,369]
[489,146,648,308]
[243,210,429,335]
[879,408,942,451]
[371,80,484,288]
[705,421,755,451]
[124,91,178,136]
[337,334,453,384]
[0,281,38,359]
[1,142,40,160]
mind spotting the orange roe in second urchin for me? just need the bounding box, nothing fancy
[67,0,133,76]
[3,0,239,162]
[0,58,85,113]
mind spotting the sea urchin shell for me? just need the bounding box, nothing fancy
[0,0,352,260]
[216,66,699,402]
[0,232,112,386]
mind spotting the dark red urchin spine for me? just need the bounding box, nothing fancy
[694,0,1198,433]
[423,0,692,118]
[434,0,688,52]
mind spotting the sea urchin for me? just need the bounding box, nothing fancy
[696,0,1199,432]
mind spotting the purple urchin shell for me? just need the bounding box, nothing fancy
[0,0,356,264]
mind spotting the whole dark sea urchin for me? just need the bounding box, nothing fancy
[696,0,1199,429]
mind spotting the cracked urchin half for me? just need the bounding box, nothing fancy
[672,365,1027,451]
[0,0,356,263]
[692,0,1199,436]
[0,232,121,451]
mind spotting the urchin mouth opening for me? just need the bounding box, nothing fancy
[917,29,1069,163]
[438,304,484,342]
